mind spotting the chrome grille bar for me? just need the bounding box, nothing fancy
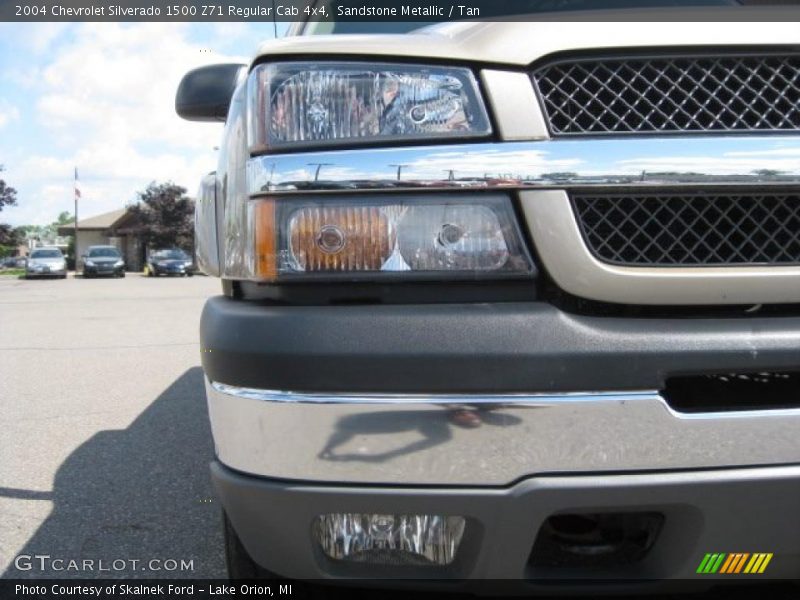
[247,136,800,195]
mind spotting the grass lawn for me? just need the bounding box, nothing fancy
[0,269,25,277]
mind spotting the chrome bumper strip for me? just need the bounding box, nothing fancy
[210,382,655,405]
[206,379,800,486]
[247,135,800,195]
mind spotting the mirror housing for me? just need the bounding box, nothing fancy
[175,63,246,122]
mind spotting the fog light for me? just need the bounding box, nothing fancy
[314,513,465,566]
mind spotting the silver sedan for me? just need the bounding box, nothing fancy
[25,247,67,279]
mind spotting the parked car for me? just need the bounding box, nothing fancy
[143,248,195,277]
[177,5,800,591]
[2,256,26,268]
[24,247,66,279]
[81,245,125,278]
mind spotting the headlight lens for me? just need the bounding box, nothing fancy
[85,260,95,267]
[114,260,124,267]
[250,195,533,281]
[247,62,491,152]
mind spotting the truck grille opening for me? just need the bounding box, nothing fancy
[533,53,800,135]
[572,192,800,266]
[529,512,663,571]
[664,371,800,413]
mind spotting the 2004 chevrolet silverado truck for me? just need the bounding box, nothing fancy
[176,9,800,592]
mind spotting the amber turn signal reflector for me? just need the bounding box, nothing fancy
[253,199,277,280]
[287,205,394,272]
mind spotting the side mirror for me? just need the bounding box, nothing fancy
[175,63,246,122]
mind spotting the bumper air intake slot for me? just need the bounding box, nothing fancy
[529,512,664,571]
[664,371,800,413]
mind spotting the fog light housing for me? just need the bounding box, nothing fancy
[314,513,465,566]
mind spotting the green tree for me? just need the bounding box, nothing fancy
[0,166,20,257]
[55,211,73,226]
[31,212,74,242]
[127,182,194,250]
[752,169,785,178]
[539,172,579,180]
[0,165,17,212]
[53,211,76,267]
[11,212,75,258]
[0,224,23,256]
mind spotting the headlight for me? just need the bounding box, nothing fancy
[247,62,491,152]
[114,260,124,267]
[249,195,533,282]
[84,260,95,267]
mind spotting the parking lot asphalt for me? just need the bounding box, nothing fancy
[0,273,224,579]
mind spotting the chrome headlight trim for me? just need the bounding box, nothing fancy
[247,135,800,195]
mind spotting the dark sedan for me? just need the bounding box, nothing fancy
[82,246,125,278]
[143,248,195,277]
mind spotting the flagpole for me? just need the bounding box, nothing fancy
[73,167,79,277]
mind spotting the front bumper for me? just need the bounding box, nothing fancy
[155,264,192,275]
[25,267,66,278]
[201,297,800,394]
[207,379,800,486]
[213,462,800,585]
[202,297,800,485]
[205,296,800,584]
[84,264,124,276]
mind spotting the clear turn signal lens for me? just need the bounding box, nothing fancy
[247,62,490,152]
[398,204,512,271]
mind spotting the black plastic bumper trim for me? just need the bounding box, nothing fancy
[200,296,800,393]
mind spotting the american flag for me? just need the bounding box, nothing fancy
[74,167,81,199]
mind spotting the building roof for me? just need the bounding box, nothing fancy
[57,208,128,234]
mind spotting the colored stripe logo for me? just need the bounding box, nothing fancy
[696,553,773,574]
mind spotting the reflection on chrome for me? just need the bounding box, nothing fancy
[318,407,524,464]
[206,380,800,485]
[247,135,800,195]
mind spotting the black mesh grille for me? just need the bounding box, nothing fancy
[572,192,800,266]
[533,54,800,135]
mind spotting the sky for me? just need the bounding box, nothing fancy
[0,22,288,226]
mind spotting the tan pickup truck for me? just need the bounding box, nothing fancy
[177,6,800,593]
